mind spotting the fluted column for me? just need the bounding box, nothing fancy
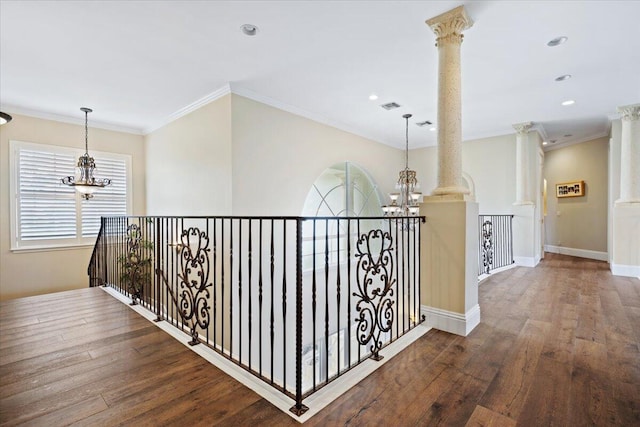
[617,103,640,203]
[513,122,534,205]
[426,6,473,195]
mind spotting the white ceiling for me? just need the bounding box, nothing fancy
[1,1,639,149]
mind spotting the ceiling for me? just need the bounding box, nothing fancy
[1,1,639,149]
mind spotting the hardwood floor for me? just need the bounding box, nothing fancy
[1,253,638,426]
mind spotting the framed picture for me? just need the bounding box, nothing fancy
[556,180,585,198]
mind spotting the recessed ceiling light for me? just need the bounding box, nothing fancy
[555,74,572,82]
[547,36,568,47]
[542,141,548,146]
[369,94,378,101]
[429,126,436,132]
[240,24,258,36]
[561,99,575,106]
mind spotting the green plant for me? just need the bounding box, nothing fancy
[118,227,153,305]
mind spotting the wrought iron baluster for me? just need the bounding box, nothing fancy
[282,220,287,392]
[270,219,275,385]
[312,219,317,389]
[213,218,218,349]
[482,219,494,274]
[290,217,308,415]
[258,219,263,376]
[248,218,252,370]
[347,219,351,370]
[230,219,234,357]
[353,227,395,361]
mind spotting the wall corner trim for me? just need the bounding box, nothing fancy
[420,304,480,336]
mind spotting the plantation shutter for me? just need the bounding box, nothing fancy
[81,156,128,237]
[17,147,77,241]
[12,140,131,249]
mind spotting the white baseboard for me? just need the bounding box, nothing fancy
[611,264,640,279]
[544,245,608,261]
[478,263,518,283]
[514,256,537,267]
[421,304,480,337]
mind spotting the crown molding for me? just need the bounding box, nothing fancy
[0,104,144,135]
[142,83,232,134]
[543,131,609,152]
[229,83,390,147]
[532,123,549,142]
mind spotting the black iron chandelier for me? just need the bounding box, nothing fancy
[61,107,111,199]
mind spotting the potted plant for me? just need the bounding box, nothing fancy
[118,224,153,305]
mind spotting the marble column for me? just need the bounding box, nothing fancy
[426,6,473,195]
[513,122,534,205]
[617,103,640,203]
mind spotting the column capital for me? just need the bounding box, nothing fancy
[513,122,534,135]
[426,5,474,46]
[617,103,640,121]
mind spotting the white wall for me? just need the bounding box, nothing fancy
[0,114,146,300]
[145,95,232,216]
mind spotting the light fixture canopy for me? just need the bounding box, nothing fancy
[382,113,421,217]
[240,24,258,36]
[0,111,12,125]
[547,36,568,47]
[61,107,111,200]
[561,99,575,106]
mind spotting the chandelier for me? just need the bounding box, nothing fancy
[382,113,421,216]
[61,107,111,200]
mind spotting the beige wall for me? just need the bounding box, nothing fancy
[544,137,609,253]
[145,95,232,215]
[0,114,146,300]
[231,94,402,215]
[412,133,516,214]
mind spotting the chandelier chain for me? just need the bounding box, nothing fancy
[85,109,89,155]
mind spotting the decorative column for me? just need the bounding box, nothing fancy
[617,104,640,203]
[513,122,534,205]
[612,103,640,277]
[426,6,473,195]
[420,6,480,337]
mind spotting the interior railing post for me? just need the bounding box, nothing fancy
[290,217,308,416]
[154,217,163,322]
[102,217,108,286]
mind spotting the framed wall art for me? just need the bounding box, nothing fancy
[556,180,585,198]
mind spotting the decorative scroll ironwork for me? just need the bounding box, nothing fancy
[353,228,395,361]
[178,227,212,346]
[119,223,152,305]
[482,220,493,274]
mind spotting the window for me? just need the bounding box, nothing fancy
[301,162,383,270]
[10,140,131,250]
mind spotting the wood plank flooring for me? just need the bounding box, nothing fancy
[1,253,639,426]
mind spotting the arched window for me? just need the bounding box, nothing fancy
[301,162,382,217]
[300,162,382,270]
